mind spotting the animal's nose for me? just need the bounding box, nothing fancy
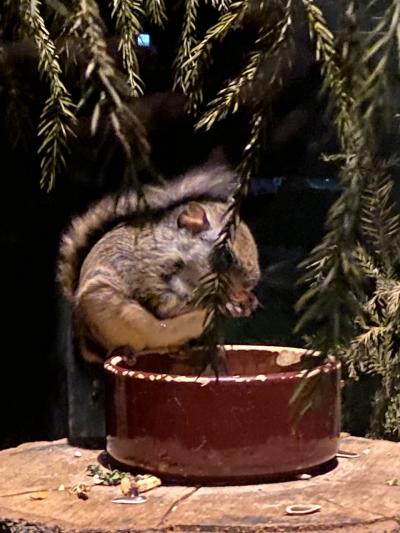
[231,289,252,303]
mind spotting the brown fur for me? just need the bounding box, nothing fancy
[58,163,237,300]
[58,165,260,363]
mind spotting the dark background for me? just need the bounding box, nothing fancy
[0,1,357,449]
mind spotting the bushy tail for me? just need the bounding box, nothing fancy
[58,163,237,300]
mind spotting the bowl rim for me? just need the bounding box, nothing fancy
[104,344,340,384]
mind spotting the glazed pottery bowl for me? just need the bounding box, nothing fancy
[104,345,340,483]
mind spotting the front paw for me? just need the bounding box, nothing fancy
[109,345,137,366]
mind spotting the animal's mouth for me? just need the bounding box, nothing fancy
[224,289,259,318]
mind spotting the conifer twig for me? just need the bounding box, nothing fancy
[20,0,76,191]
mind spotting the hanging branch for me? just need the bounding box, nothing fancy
[195,0,293,130]
[360,159,400,273]
[66,0,124,110]
[293,1,400,436]
[189,2,293,365]
[193,0,294,228]
[19,0,76,191]
[206,0,233,12]
[193,107,265,321]
[173,0,201,105]
[360,0,400,122]
[144,0,167,27]
[65,0,149,176]
[111,0,144,97]
[344,155,400,439]
[177,0,248,113]
[345,244,400,439]
[295,0,369,351]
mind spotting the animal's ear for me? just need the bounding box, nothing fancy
[178,202,210,234]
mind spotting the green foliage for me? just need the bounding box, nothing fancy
[295,2,400,439]
[19,0,76,191]
[295,1,366,352]
[144,0,167,27]
[175,0,247,114]
[179,0,400,437]
[182,2,294,355]
[1,0,166,190]
[64,0,146,166]
[111,0,144,97]
[3,0,400,437]
[173,0,201,109]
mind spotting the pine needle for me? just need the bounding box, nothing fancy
[19,0,76,191]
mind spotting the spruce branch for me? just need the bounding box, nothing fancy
[220,109,264,243]
[189,1,293,359]
[361,0,400,121]
[295,1,369,351]
[173,0,201,108]
[19,0,76,191]
[65,0,149,167]
[343,234,400,440]
[360,161,400,273]
[290,3,400,426]
[67,0,123,107]
[301,0,353,146]
[381,391,400,439]
[195,0,293,131]
[205,0,233,12]
[111,0,145,97]
[144,0,166,27]
[177,0,247,113]
[297,2,400,365]
[192,109,265,360]
[196,14,291,130]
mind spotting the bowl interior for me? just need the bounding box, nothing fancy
[114,346,324,378]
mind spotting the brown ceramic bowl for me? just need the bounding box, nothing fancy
[104,345,340,483]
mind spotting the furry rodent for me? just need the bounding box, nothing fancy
[58,163,260,363]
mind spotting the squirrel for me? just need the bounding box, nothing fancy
[58,162,260,363]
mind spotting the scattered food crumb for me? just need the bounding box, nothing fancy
[87,464,161,493]
[135,474,162,492]
[29,491,49,500]
[387,479,398,486]
[70,483,90,500]
[57,484,65,491]
[296,473,312,480]
[285,504,321,515]
[73,451,82,458]
[120,476,134,496]
[87,464,124,486]
[363,448,371,454]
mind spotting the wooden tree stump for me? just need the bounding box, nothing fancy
[1,435,400,532]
